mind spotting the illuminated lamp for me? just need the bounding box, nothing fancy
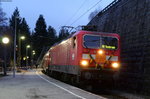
[98,49,104,55]
[80,60,89,67]
[112,62,120,69]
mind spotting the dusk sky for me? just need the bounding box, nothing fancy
[1,0,114,34]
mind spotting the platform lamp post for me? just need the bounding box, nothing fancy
[32,50,36,56]
[31,50,36,67]
[18,36,25,67]
[2,37,10,76]
[13,16,21,78]
[26,45,30,67]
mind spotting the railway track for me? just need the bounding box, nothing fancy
[43,71,139,99]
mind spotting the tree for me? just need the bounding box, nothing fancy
[0,6,7,26]
[0,5,7,33]
[20,18,30,40]
[47,26,57,46]
[9,7,22,33]
[88,7,101,21]
[9,7,22,47]
[9,8,31,47]
[33,14,48,58]
[20,18,31,61]
[58,27,70,41]
[9,8,31,66]
[0,5,12,70]
[34,15,47,36]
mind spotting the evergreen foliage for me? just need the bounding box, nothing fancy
[9,8,21,34]
[20,18,30,37]
[32,14,48,58]
[0,6,7,26]
[9,8,31,44]
[58,28,70,41]
[20,18,31,59]
[9,8,31,66]
[47,26,57,46]
[5,7,70,65]
[34,15,47,36]
[32,15,58,60]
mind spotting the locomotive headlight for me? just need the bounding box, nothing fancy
[81,60,88,67]
[112,62,119,68]
[98,49,104,55]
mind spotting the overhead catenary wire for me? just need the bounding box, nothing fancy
[64,0,87,26]
[70,0,102,26]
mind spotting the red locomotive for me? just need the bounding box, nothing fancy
[42,30,120,83]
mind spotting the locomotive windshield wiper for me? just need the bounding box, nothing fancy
[85,37,110,49]
[84,36,116,68]
[91,36,116,66]
[84,43,102,70]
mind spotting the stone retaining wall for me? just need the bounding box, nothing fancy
[88,0,150,95]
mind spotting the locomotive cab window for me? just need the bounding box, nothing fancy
[83,35,118,50]
[72,36,76,48]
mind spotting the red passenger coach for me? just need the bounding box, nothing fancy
[42,30,120,83]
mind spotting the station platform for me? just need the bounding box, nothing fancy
[0,69,106,99]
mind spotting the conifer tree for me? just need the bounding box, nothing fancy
[20,18,30,41]
[33,14,48,58]
[9,7,21,35]
[58,28,69,41]
[20,18,31,58]
[47,26,57,46]
[34,15,47,36]
[0,6,7,26]
[9,8,31,66]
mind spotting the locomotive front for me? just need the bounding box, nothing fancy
[78,31,120,80]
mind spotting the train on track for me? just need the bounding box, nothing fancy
[41,29,120,84]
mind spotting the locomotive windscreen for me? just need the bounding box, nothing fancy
[83,35,118,50]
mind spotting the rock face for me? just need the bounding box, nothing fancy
[88,0,150,94]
